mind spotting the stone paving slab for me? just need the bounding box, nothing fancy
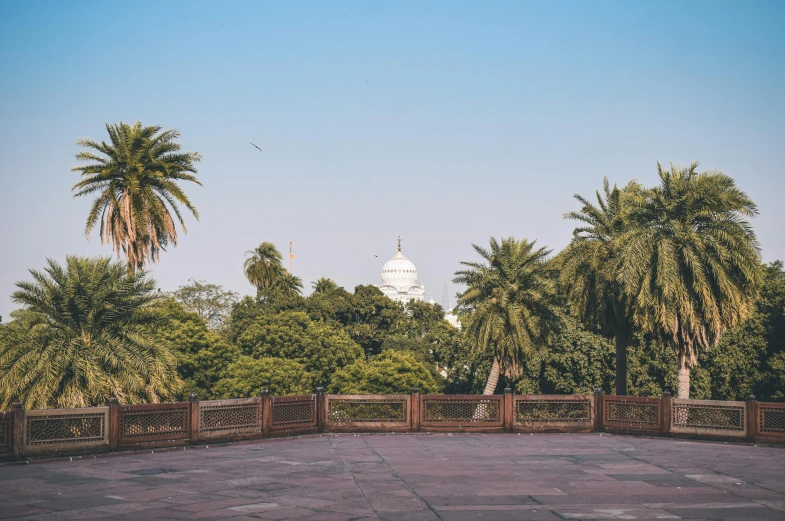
[0,434,783,520]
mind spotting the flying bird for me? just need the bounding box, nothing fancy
[249,143,262,152]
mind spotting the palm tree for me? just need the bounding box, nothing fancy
[453,237,555,395]
[558,178,643,395]
[71,122,202,273]
[244,242,284,296]
[0,257,181,409]
[312,277,338,294]
[620,163,761,398]
[272,271,304,296]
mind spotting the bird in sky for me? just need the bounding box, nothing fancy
[374,255,378,257]
[249,143,262,152]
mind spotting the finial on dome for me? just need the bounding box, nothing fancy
[397,236,401,252]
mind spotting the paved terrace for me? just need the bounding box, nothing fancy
[1,434,784,520]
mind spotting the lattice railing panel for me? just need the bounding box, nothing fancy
[0,414,12,452]
[516,399,591,423]
[422,399,500,424]
[328,398,408,423]
[25,409,107,446]
[671,400,744,432]
[604,398,660,428]
[120,406,189,440]
[272,398,315,427]
[759,406,785,435]
[200,399,262,437]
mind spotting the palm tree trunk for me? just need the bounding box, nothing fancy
[483,358,500,395]
[677,362,690,399]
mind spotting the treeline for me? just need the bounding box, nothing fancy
[3,256,782,409]
[1,122,783,408]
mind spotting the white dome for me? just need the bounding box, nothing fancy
[381,250,418,286]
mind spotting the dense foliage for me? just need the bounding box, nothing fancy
[329,351,442,395]
[0,257,181,408]
[2,161,784,407]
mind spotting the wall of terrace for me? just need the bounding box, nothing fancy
[2,389,784,462]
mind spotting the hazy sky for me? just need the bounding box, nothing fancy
[1,0,784,319]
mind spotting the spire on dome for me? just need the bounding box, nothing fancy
[397,236,401,252]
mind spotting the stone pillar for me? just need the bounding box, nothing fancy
[107,396,120,450]
[503,388,514,433]
[315,387,326,433]
[189,393,200,442]
[661,391,672,437]
[261,390,272,438]
[746,395,757,443]
[593,388,603,433]
[11,400,24,460]
[410,387,421,433]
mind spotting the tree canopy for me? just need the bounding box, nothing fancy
[0,257,180,408]
[71,122,202,273]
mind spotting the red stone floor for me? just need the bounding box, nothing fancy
[1,433,784,520]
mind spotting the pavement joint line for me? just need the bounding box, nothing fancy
[361,434,446,521]
[581,433,772,516]
[328,435,382,521]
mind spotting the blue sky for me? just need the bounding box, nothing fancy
[1,0,784,318]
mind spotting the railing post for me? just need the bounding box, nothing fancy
[189,393,200,442]
[746,395,757,443]
[593,388,603,433]
[315,387,325,433]
[11,400,24,459]
[261,390,271,437]
[410,387,420,433]
[107,396,120,450]
[661,390,672,437]
[503,388,513,433]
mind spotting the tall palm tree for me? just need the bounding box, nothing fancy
[312,277,339,294]
[71,122,202,273]
[0,257,181,409]
[620,163,761,398]
[558,178,643,395]
[244,242,284,296]
[453,237,555,395]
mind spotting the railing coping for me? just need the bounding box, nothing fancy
[24,406,109,417]
[671,398,746,407]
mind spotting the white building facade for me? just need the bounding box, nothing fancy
[378,238,461,330]
[379,238,425,304]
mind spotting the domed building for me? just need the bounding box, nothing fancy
[379,238,425,303]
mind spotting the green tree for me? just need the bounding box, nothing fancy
[244,242,284,296]
[558,178,642,395]
[754,261,785,401]
[540,313,615,395]
[312,277,339,294]
[763,352,785,401]
[154,300,239,399]
[0,257,180,408]
[214,356,313,398]
[344,285,407,356]
[171,279,238,330]
[329,351,442,394]
[237,311,363,388]
[71,122,202,273]
[304,285,354,325]
[621,163,761,398]
[453,237,555,395]
[404,300,447,338]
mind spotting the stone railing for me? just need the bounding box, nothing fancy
[2,389,783,461]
